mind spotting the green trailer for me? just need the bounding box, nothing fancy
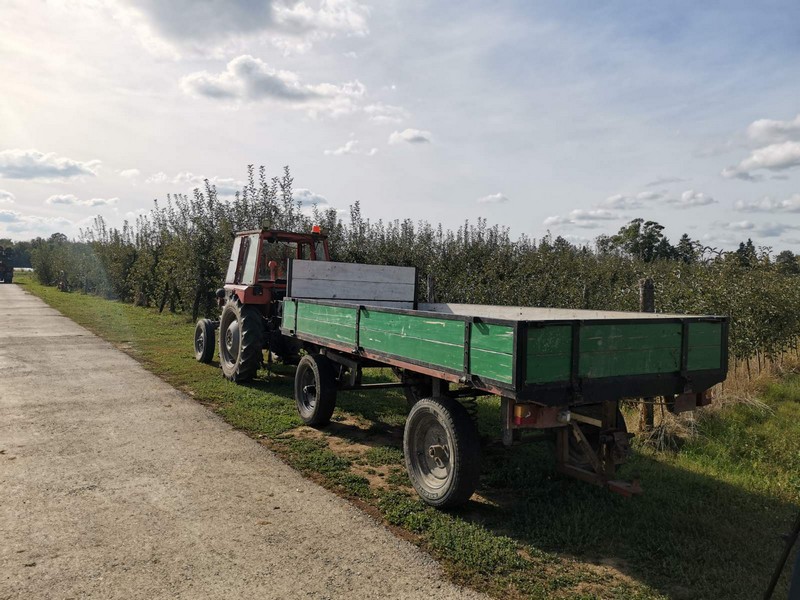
[276,260,728,507]
[200,234,729,509]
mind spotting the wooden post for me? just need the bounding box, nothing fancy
[639,278,655,432]
[426,273,436,303]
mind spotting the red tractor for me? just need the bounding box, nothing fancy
[194,227,330,381]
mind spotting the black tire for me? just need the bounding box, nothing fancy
[218,298,263,382]
[568,405,627,467]
[404,396,480,508]
[401,372,433,410]
[294,354,337,426]
[194,319,215,363]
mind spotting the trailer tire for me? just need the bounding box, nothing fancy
[404,397,480,508]
[219,298,263,382]
[294,354,337,426]
[194,318,216,363]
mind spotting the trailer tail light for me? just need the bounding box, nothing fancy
[311,224,321,234]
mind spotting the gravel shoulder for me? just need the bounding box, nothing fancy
[0,283,484,600]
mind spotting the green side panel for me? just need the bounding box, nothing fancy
[579,323,681,377]
[469,322,514,384]
[296,302,357,345]
[282,299,296,331]
[526,325,572,384]
[687,322,722,371]
[359,308,464,371]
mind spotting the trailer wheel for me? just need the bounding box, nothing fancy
[219,298,263,382]
[404,397,480,508]
[194,319,216,363]
[294,354,337,426]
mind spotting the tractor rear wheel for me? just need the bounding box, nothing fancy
[194,319,215,363]
[219,298,263,382]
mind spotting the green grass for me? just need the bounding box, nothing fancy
[17,273,800,599]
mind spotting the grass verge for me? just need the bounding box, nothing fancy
[17,274,800,600]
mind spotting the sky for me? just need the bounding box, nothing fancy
[1,0,799,251]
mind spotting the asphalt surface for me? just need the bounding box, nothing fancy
[0,283,485,600]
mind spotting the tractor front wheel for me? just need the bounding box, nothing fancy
[194,319,216,363]
[219,298,263,382]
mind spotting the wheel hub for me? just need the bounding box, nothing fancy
[427,444,449,469]
[224,321,240,357]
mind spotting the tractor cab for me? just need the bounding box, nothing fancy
[222,227,329,306]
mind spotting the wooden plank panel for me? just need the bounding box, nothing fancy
[359,309,464,344]
[525,325,572,384]
[291,260,416,285]
[470,348,513,383]
[296,302,357,345]
[469,322,514,383]
[470,322,514,354]
[289,279,415,302]
[289,260,417,303]
[359,309,464,370]
[580,323,682,352]
[687,322,722,370]
[282,300,296,330]
[580,348,680,377]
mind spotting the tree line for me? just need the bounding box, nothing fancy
[22,165,800,362]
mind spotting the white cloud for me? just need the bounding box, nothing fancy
[667,190,716,209]
[645,176,685,187]
[45,194,79,205]
[145,172,243,196]
[0,190,14,204]
[544,209,617,229]
[722,141,800,179]
[734,194,800,213]
[477,193,509,204]
[746,114,800,145]
[293,188,329,207]
[146,172,168,184]
[173,172,243,196]
[363,103,409,124]
[720,220,797,238]
[0,149,99,180]
[273,0,369,36]
[324,139,377,156]
[0,209,73,236]
[388,128,432,145]
[119,168,140,179]
[45,194,118,207]
[181,54,365,117]
[599,190,662,209]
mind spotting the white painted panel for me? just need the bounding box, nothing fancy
[418,303,705,321]
[288,260,417,303]
[290,260,416,285]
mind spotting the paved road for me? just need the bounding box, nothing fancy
[0,284,484,600]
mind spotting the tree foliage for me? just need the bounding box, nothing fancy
[26,165,800,360]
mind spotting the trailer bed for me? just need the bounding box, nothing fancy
[281,298,728,405]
